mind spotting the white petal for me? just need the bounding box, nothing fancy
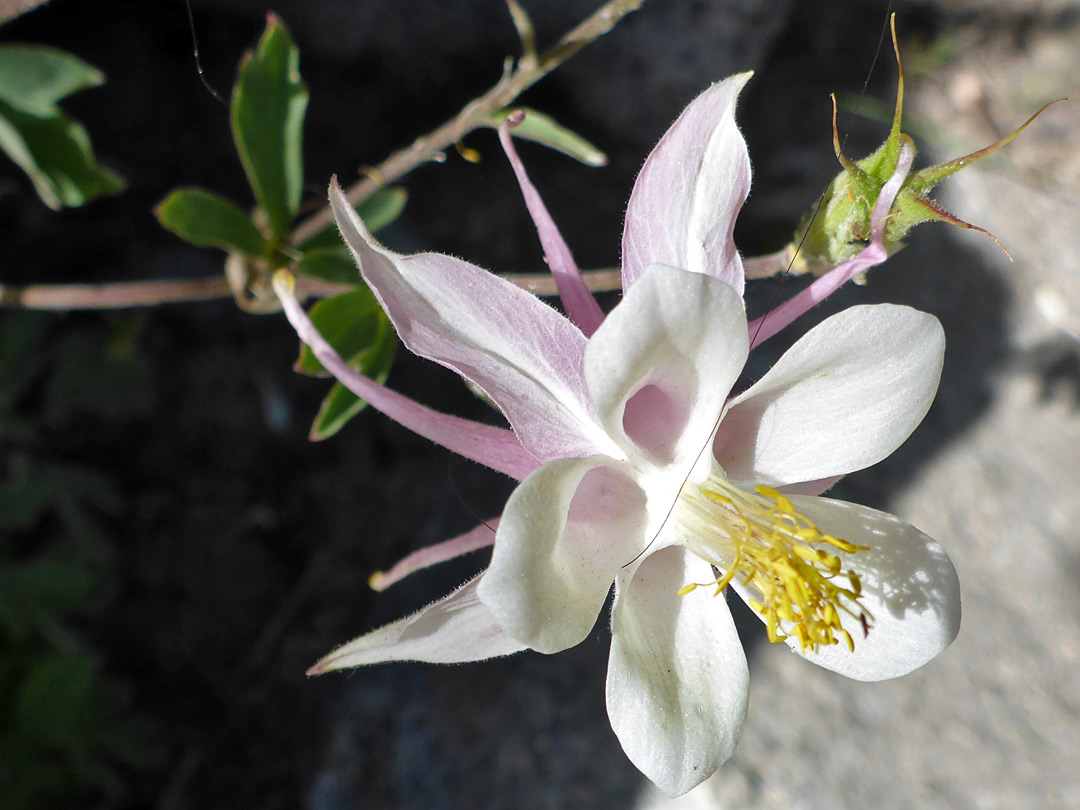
[607,546,749,797]
[309,576,526,673]
[736,496,961,682]
[478,457,648,654]
[586,265,747,468]
[716,304,944,486]
[331,182,615,462]
[621,74,753,296]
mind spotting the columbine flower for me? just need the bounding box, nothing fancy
[275,73,961,797]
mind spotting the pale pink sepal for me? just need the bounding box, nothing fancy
[747,138,916,349]
[369,519,498,592]
[307,576,527,674]
[622,73,753,296]
[272,272,539,482]
[498,119,605,337]
[330,181,615,463]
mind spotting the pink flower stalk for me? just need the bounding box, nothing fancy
[275,74,960,797]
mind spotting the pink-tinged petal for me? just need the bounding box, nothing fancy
[736,496,961,681]
[369,519,498,592]
[622,73,753,296]
[330,181,617,462]
[478,457,649,654]
[780,475,843,497]
[716,304,944,487]
[273,272,538,481]
[747,138,916,348]
[586,265,747,468]
[308,576,527,674]
[607,546,749,798]
[498,119,605,336]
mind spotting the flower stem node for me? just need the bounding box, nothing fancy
[793,15,1063,276]
[674,478,871,654]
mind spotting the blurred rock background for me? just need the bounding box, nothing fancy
[1,0,1077,808]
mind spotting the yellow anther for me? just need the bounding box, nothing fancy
[673,474,874,654]
[840,628,855,652]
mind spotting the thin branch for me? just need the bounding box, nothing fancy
[289,0,646,245]
[0,268,624,310]
[0,276,232,310]
[0,0,648,313]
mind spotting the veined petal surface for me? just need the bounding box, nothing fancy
[586,265,747,469]
[622,73,753,296]
[479,456,648,654]
[331,182,615,462]
[607,546,749,797]
[309,576,526,673]
[717,304,944,486]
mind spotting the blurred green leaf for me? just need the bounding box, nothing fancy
[299,186,407,250]
[13,556,98,620]
[0,452,119,532]
[494,107,607,167]
[0,45,103,114]
[0,312,47,401]
[155,187,269,256]
[14,653,96,746]
[292,288,397,440]
[230,14,308,241]
[44,327,151,420]
[294,247,357,285]
[0,45,121,209]
[0,98,123,209]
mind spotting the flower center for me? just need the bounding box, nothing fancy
[672,475,872,653]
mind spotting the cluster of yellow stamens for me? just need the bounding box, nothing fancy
[673,477,872,653]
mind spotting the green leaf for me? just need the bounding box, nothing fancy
[310,321,396,441]
[291,288,397,440]
[295,288,383,377]
[494,107,607,167]
[230,14,308,241]
[0,45,103,115]
[299,186,407,251]
[154,187,269,256]
[0,98,122,209]
[294,247,358,286]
